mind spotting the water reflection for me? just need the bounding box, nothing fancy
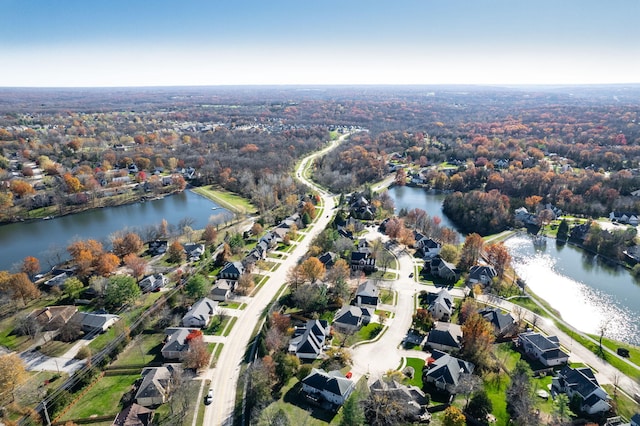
[505,234,639,345]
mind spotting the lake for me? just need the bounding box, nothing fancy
[0,190,233,272]
[387,185,640,344]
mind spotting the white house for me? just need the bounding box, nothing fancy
[427,289,454,321]
[517,331,569,367]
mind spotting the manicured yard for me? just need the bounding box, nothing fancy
[222,316,238,336]
[219,301,246,310]
[379,289,395,305]
[205,315,233,336]
[59,374,138,421]
[404,357,425,388]
[111,332,164,366]
[39,339,73,357]
[341,323,384,347]
[603,384,640,420]
[590,335,640,370]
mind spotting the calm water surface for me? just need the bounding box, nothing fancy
[387,185,640,344]
[0,190,232,272]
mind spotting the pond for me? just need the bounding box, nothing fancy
[0,190,233,272]
[386,185,640,344]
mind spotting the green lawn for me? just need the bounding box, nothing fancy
[341,323,384,347]
[219,301,246,310]
[379,289,395,305]
[111,333,164,366]
[89,292,164,352]
[603,384,640,420]
[204,315,232,336]
[222,316,238,337]
[404,357,425,388]
[39,339,73,357]
[59,374,138,421]
[191,185,256,215]
[589,334,640,369]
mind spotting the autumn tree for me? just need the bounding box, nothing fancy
[67,239,105,278]
[394,167,407,186]
[215,242,231,266]
[326,258,350,285]
[1,273,40,305]
[0,353,27,401]
[485,242,511,279]
[461,313,495,371]
[299,257,326,283]
[167,240,186,264]
[292,283,328,313]
[524,195,543,211]
[184,333,209,371]
[63,173,83,193]
[458,233,484,270]
[301,201,317,220]
[96,252,120,276]
[112,232,143,258]
[201,224,218,245]
[442,405,466,426]
[21,256,40,279]
[105,275,141,309]
[236,273,255,295]
[123,253,148,279]
[9,179,35,198]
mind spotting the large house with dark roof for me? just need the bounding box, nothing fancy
[181,297,218,328]
[288,319,330,360]
[218,261,244,280]
[427,289,454,321]
[518,331,569,367]
[301,368,355,406]
[552,366,610,414]
[424,349,475,392]
[333,305,372,333]
[135,364,181,407]
[161,328,195,360]
[350,251,376,273]
[112,403,153,426]
[468,265,497,286]
[369,378,431,423]
[479,307,517,338]
[426,322,463,352]
[353,281,380,309]
[425,256,459,281]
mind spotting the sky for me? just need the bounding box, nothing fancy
[1,0,638,87]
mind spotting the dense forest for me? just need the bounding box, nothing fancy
[2,85,640,232]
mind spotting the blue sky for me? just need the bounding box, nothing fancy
[1,0,638,87]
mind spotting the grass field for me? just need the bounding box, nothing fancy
[111,333,164,366]
[59,374,138,421]
[404,357,425,388]
[191,185,256,214]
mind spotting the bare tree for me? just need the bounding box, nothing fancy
[15,314,41,340]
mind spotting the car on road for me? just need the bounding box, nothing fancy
[409,273,414,278]
[204,388,214,405]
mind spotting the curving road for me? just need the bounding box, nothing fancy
[201,134,347,425]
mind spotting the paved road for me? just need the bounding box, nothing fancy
[201,135,346,425]
[477,294,640,398]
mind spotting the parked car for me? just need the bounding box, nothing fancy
[204,388,214,405]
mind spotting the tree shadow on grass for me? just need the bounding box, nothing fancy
[283,382,338,423]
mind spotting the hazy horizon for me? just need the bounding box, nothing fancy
[2,0,638,87]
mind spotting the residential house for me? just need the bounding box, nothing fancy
[44,271,70,288]
[357,238,370,254]
[623,245,640,264]
[112,403,153,426]
[139,273,168,293]
[478,307,517,338]
[609,211,640,226]
[543,203,562,219]
[349,194,376,220]
[211,280,235,302]
[73,312,120,334]
[552,366,610,415]
[570,222,591,242]
[353,281,380,309]
[148,240,168,256]
[425,256,459,281]
[301,368,355,406]
[413,232,442,259]
[288,319,330,360]
[135,364,182,407]
[333,306,372,333]
[369,378,431,423]
[426,322,463,352]
[182,243,205,262]
[517,331,569,367]
[181,298,218,328]
[28,306,78,331]
[318,252,337,269]
[161,328,196,360]
[514,207,538,226]
[468,265,497,287]
[427,289,454,321]
[218,261,244,280]
[631,413,640,426]
[278,213,302,229]
[424,349,475,392]
[350,251,376,273]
